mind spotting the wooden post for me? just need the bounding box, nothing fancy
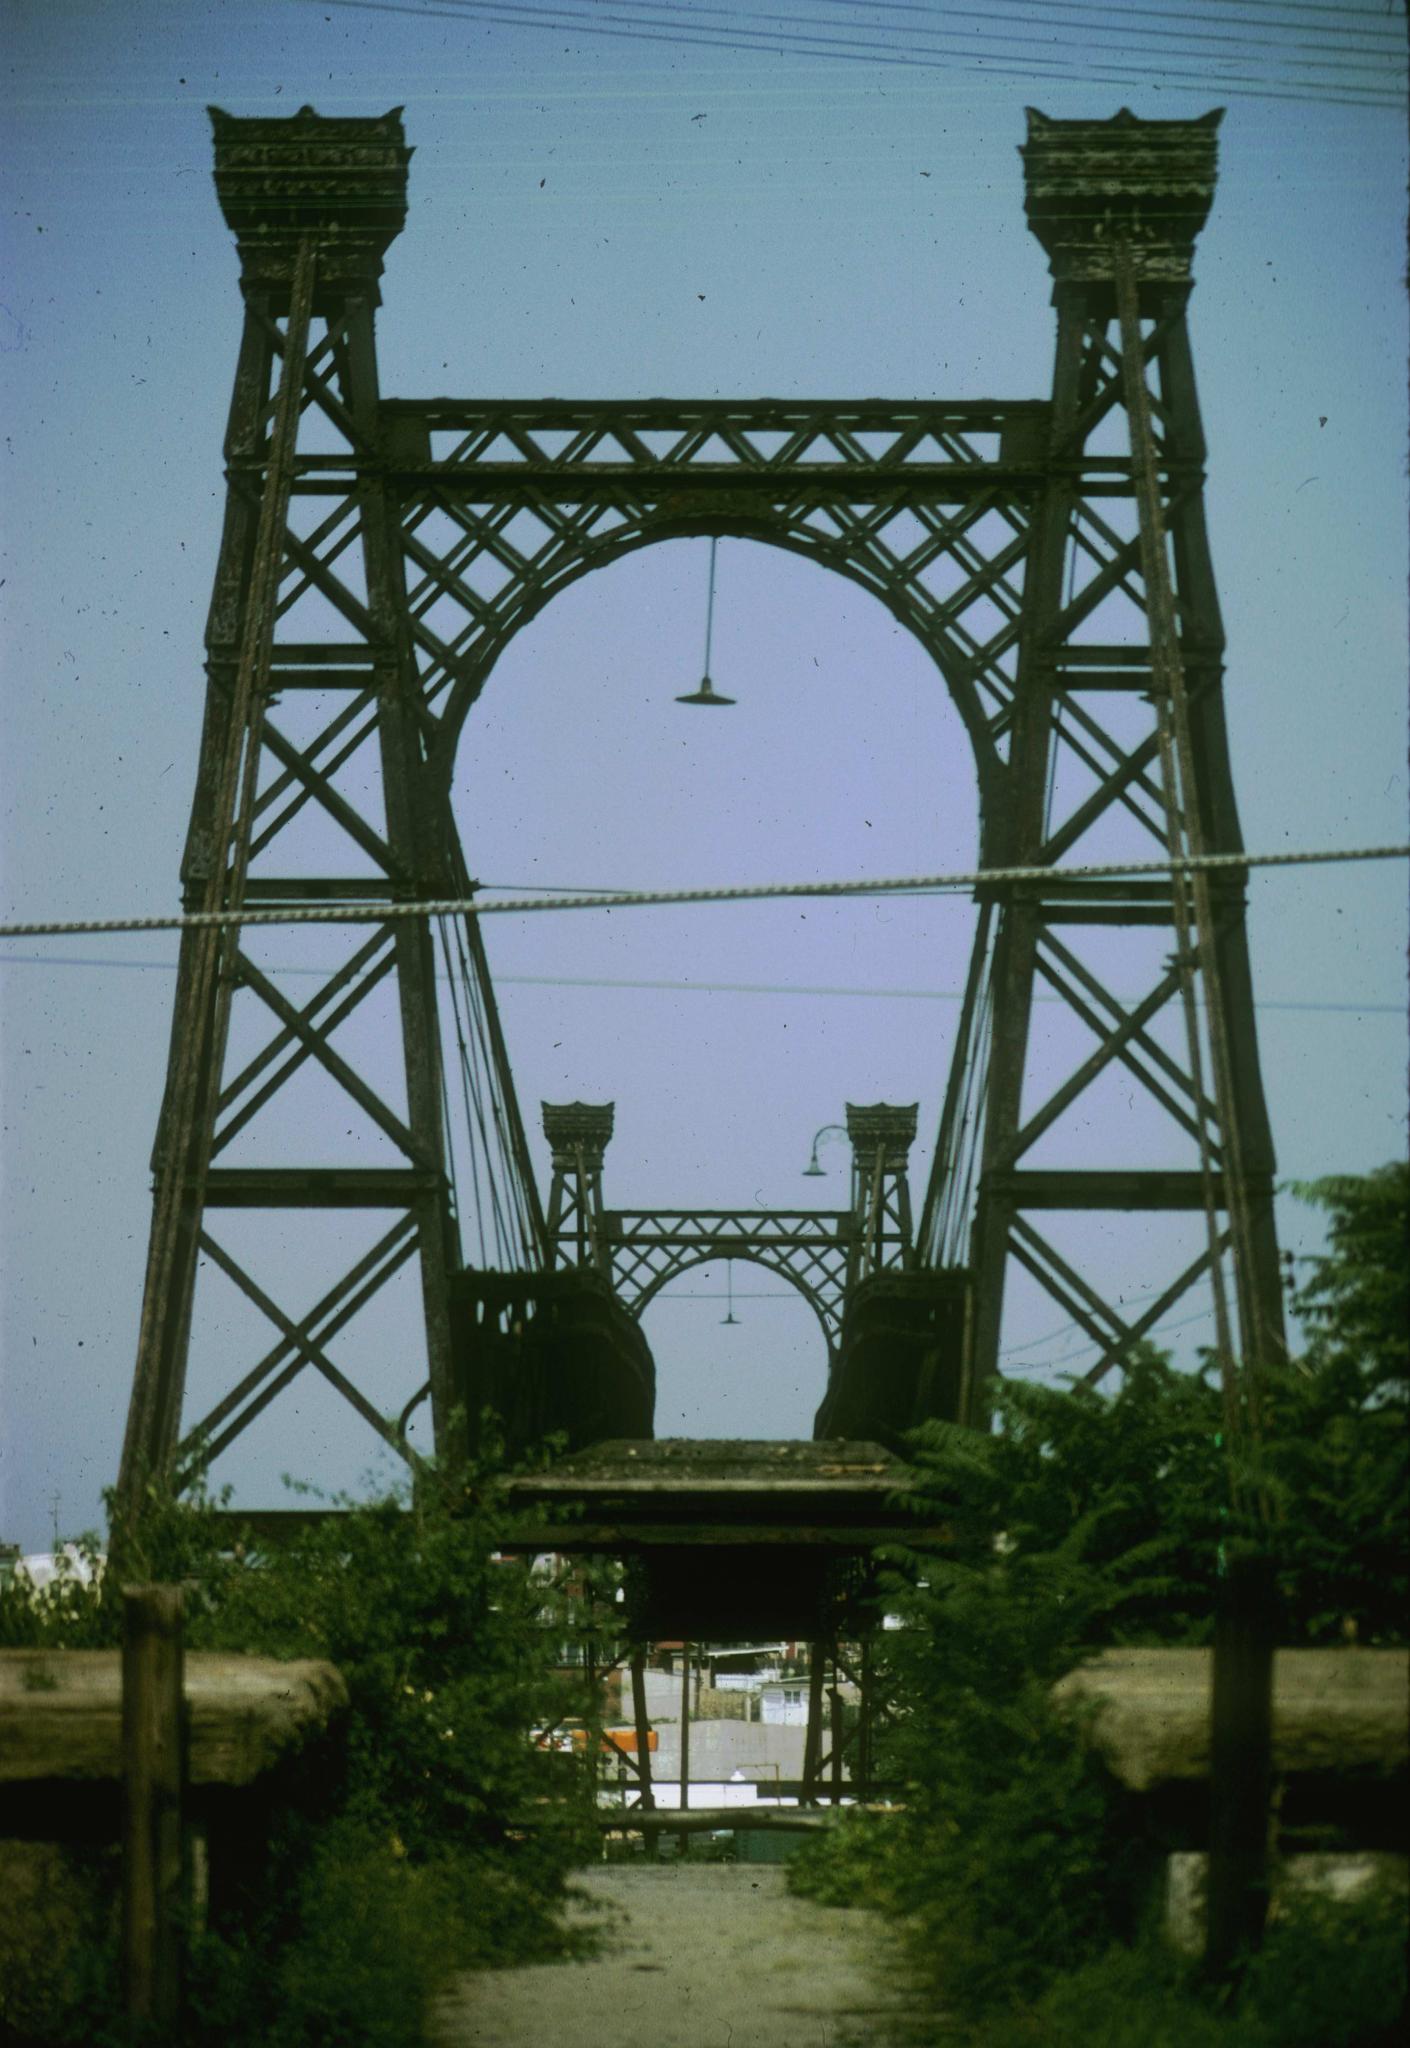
[1204,1554,1276,1978]
[801,1647,826,1804]
[123,1584,186,2029]
[630,1648,659,1861]
[677,1643,691,1858]
[584,1628,599,1809]
[829,1682,844,1805]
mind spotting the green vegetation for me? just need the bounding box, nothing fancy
[5,1168,1404,2042]
[1,1472,600,2046]
[789,1163,1409,2044]
[974,1887,1408,2048]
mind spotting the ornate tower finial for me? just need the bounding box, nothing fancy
[542,1101,616,1173]
[209,104,412,301]
[1021,107,1222,287]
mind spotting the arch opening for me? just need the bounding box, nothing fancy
[446,537,981,1413]
[636,1255,830,1442]
[429,513,1006,801]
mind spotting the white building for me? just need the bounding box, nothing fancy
[758,1681,810,1726]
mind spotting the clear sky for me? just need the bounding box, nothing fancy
[2,2,1406,1550]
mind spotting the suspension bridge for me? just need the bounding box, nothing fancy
[109,105,1292,1730]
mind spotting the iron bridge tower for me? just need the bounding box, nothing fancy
[118,104,1285,1508]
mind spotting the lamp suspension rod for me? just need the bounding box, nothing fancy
[703,536,718,678]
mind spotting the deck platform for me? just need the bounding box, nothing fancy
[499,1438,940,1552]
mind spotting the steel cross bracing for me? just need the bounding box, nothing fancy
[322,397,1048,792]
[120,104,1285,1504]
[605,1212,855,1352]
[927,109,1287,1405]
[541,1100,920,1354]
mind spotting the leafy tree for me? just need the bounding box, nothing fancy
[1260,1162,1409,1642]
[791,1165,1409,2038]
[1,1473,598,2046]
[1288,1163,1408,1393]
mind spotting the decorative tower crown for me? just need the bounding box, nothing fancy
[1022,107,1221,286]
[541,1101,616,1170]
[846,1102,919,1170]
[209,104,412,300]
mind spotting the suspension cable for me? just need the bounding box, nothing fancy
[4,842,1403,943]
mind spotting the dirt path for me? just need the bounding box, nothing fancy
[433,1863,924,2048]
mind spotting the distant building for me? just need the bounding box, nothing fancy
[11,1546,104,1591]
[758,1681,810,1727]
[707,1644,792,1691]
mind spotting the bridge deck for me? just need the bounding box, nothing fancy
[499,1438,940,1553]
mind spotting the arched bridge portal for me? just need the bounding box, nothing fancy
[119,105,1288,1511]
[541,1100,920,1361]
[612,1224,850,1354]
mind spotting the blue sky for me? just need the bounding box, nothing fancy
[2,3,1406,1549]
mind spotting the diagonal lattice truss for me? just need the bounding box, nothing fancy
[601,1210,856,1353]
[378,396,1045,768]
[541,1102,916,1358]
[121,107,1283,1507]
[919,255,1283,1397]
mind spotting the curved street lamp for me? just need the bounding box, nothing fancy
[802,1123,850,1179]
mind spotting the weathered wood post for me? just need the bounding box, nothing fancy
[801,1650,826,1803]
[122,1584,186,2029]
[630,1647,660,1861]
[676,1642,693,1857]
[1204,1553,1276,1977]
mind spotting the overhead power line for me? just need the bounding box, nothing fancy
[0,950,1399,1016]
[438,0,1407,65]
[798,0,1406,44]
[302,0,1406,108]
[2,841,1405,943]
[557,0,1408,68]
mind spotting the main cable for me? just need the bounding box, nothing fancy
[2,842,1405,942]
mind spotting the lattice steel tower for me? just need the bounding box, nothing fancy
[119,104,1283,1507]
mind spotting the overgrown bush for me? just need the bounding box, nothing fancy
[972,1880,1408,2048]
[1,1472,598,2046]
[789,1165,1409,2039]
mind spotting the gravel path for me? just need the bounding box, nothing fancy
[433,1863,924,2048]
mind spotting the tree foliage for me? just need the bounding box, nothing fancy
[1,1473,598,2046]
[1289,1163,1409,1393]
[790,1164,1410,2041]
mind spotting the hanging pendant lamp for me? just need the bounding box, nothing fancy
[676,536,735,705]
[720,1258,740,1326]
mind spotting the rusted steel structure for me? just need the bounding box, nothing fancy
[450,1098,922,1460]
[542,1098,917,1355]
[451,1268,656,1458]
[118,104,1284,1507]
[503,1436,925,1634]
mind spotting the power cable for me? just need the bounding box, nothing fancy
[2,841,1404,942]
[795,0,1406,51]
[541,0,1408,73]
[309,0,1408,64]
[300,0,1406,107]
[2,951,1398,1015]
[455,0,1408,70]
